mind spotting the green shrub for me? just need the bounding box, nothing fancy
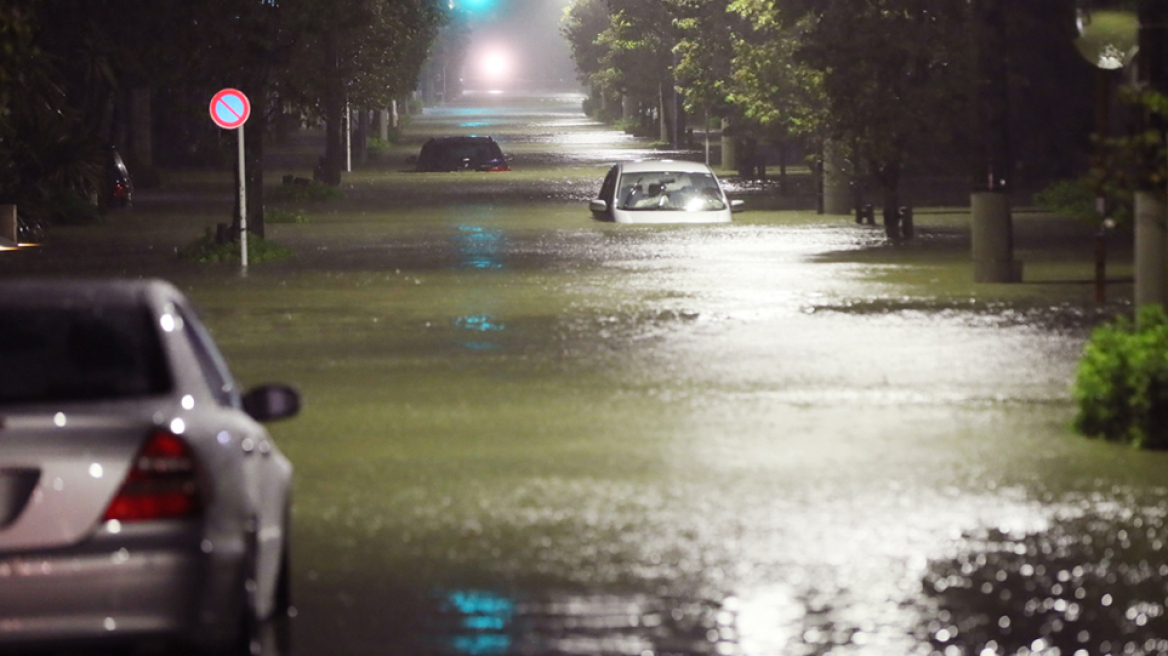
[44,187,102,225]
[178,228,292,264]
[266,208,310,224]
[1073,305,1168,449]
[1033,178,1101,224]
[612,117,640,135]
[269,180,344,203]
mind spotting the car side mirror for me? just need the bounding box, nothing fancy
[406,155,418,164]
[589,199,608,214]
[730,199,745,213]
[243,384,301,422]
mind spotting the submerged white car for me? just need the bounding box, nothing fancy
[0,279,299,655]
[589,160,743,224]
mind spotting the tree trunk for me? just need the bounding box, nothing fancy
[353,109,368,166]
[129,88,152,169]
[245,90,265,239]
[322,29,344,186]
[777,141,787,196]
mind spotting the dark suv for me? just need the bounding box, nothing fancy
[413,136,511,172]
[106,146,133,208]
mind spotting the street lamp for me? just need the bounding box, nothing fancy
[1073,0,1136,302]
[1075,1,1139,70]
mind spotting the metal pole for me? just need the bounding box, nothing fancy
[345,100,352,173]
[704,109,709,166]
[238,124,248,269]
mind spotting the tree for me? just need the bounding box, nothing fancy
[0,1,107,224]
[282,0,444,186]
[674,0,826,179]
[797,0,973,236]
[593,0,683,140]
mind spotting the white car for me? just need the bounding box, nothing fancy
[0,279,299,655]
[589,160,743,224]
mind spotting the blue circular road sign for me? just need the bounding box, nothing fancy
[210,89,251,130]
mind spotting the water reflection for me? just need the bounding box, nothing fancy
[440,590,515,655]
[922,500,1168,655]
[456,226,505,270]
[429,590,735,656]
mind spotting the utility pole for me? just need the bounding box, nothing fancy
[970,0,1020,283]
[1135,0,1168,307]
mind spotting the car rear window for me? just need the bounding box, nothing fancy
[0,305,172,404]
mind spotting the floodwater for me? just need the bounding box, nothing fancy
[4,91,1166,656]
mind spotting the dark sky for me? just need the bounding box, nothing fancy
[460,0,580,90]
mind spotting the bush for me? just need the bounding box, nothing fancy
[43,187,102,226]
[178,228,292,264]
[1033,178,1101,224]
[1073,305,1168,449]
[266,208,310,224]
[269,180,344,203]
[366,136,392,162]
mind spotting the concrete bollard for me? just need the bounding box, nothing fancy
[899,206,914,240]
[971,191,1022,282]
[1135,190,1168,308]
[0,205,16,245]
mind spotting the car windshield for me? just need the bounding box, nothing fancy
[0,305,172,404]
[616,172,726,211]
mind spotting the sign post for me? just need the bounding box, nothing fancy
[209,89,252,268]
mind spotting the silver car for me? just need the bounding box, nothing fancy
[589,160,744,224]
[0,279,299,655]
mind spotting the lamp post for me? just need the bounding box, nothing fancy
[971,0,1019,283]
[1074,0,1137,301]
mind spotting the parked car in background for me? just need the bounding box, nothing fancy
[106,146,133,208]
[411,136,511,172]
[0,279,300,655]
[589,160,743,224]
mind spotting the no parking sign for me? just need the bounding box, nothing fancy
[210,89,250,130]
[210,88,251,268]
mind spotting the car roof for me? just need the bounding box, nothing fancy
[617,160,715,174]
[0,278,178,307]
[426,136,499,144]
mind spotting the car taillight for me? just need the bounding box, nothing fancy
[103,430,200,522]
[488,164,509,172]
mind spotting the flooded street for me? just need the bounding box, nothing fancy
[5,92,1167,656]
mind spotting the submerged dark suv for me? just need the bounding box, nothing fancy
[413,136,511,172]
[106,146,133,208]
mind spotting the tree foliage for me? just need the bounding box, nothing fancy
[570,0,976,198]
[561,0,611,87]
[0,0,446,229]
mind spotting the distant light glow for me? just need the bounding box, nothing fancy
[480,50,511,80]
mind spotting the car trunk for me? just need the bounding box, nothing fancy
[0,410,155,552]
